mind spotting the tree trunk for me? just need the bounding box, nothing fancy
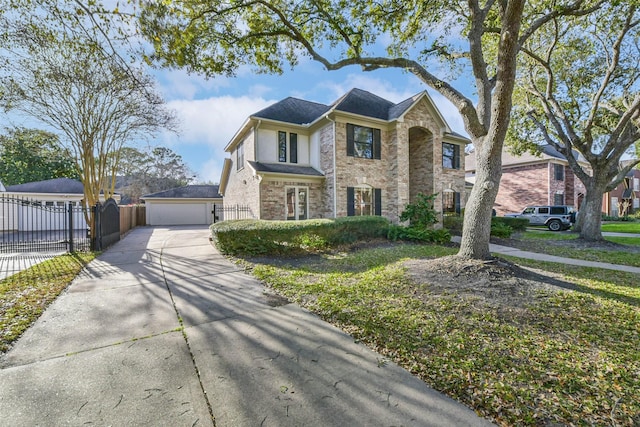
[458,138,503,259]
[578,180,607,241]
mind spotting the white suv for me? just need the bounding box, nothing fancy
[505,205,576,231]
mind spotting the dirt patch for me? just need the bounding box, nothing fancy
[403,255,578,310]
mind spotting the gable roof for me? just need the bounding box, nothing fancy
[226,88,470,154]
[331,88,396,120]
[142,185,222,199]
[5,178,84,194]
[253,97,332,125]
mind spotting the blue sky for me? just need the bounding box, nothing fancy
[152,59,471,184]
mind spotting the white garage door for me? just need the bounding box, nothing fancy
[148,202,212,226]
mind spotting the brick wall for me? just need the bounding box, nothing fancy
[259,179,325,220]
[494,164,549,215]
[223,131,261,218]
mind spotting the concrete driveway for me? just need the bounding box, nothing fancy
[0,226,493,426]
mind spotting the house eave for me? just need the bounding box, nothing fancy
[219,158,232,196]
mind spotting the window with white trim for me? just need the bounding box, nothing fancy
[286,186,307,220]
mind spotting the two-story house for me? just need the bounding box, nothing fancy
[219,88,469,223]
[604,163,640,217]
[465,145,588,216]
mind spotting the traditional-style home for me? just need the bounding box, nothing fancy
[219,88,470,223]
[603,164,640,217]
[465,145,588,216]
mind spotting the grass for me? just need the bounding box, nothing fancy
[0,252,95,353]
[245,243,640,426]
[514,231,640,267]
[601,222,640,233]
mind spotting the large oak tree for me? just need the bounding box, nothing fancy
[137,0,605,259]
[508,2,640,240]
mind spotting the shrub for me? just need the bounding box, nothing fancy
[399,193,439,228]
[210,216,390,256]
[387,225,451,244]
[493,216,528,231]
[443,215,464,234]
[602,214,636,222]
[490,221,513,238]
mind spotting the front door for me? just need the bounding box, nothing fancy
[286,187,308,220]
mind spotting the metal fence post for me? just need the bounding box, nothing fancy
[68,202,74,253]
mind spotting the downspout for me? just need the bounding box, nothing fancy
[325,115,337,218]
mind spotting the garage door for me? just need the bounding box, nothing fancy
[148,202,211,226]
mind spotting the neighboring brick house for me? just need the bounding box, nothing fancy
[218,88,470,223]
[604,167,640,217]
[465,145,588,216]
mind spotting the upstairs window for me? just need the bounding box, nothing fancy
[554,163,564,181]
[347,124,381,160]
[236,141,244,170]
[278,131,298,164]
[442,143,460,169]
[553,194,564,206]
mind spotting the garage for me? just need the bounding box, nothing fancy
[142,185,222,226]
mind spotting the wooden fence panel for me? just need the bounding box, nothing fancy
[119,206,146,235]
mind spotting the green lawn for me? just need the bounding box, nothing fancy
[0,252,95,353]
[601,222,640,233]
[246,243,640,426]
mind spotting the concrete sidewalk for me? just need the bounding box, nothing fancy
[452,235,640,274]
[0,226,492,426]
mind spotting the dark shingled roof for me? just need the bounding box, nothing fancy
[251,88,429,124]
[332,88,396,120]
[6,178,84,194]
[247,161,324,177]
[253,97,332,125]
[142,185,222,199]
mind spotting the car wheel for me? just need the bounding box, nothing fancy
[548,220,562,231]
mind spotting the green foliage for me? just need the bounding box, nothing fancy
[493,216,528,232]
[443,215,464,234]
[387,225,451,244]
[490,221,513,238]
[399,193,439,229]
[0,128,78,185]
[602,214,635,222]
[211,216,390,256]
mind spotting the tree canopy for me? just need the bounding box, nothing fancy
[0,0,177,233]
[116,146,196,203]
[508,2,640,240]
[0,127,78,186]
[138,0,607,259]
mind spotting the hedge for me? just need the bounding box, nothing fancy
[210,216,390,256]
[442,215,528,235]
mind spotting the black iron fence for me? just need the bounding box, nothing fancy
[212,204,255,223]
[1,195,121,254]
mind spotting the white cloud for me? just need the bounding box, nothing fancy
[158,95,274,184]
[153,69,232,101]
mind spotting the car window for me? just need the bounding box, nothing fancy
[550,207,565,214]
[538,207,549,214]
[523,207,535,214]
